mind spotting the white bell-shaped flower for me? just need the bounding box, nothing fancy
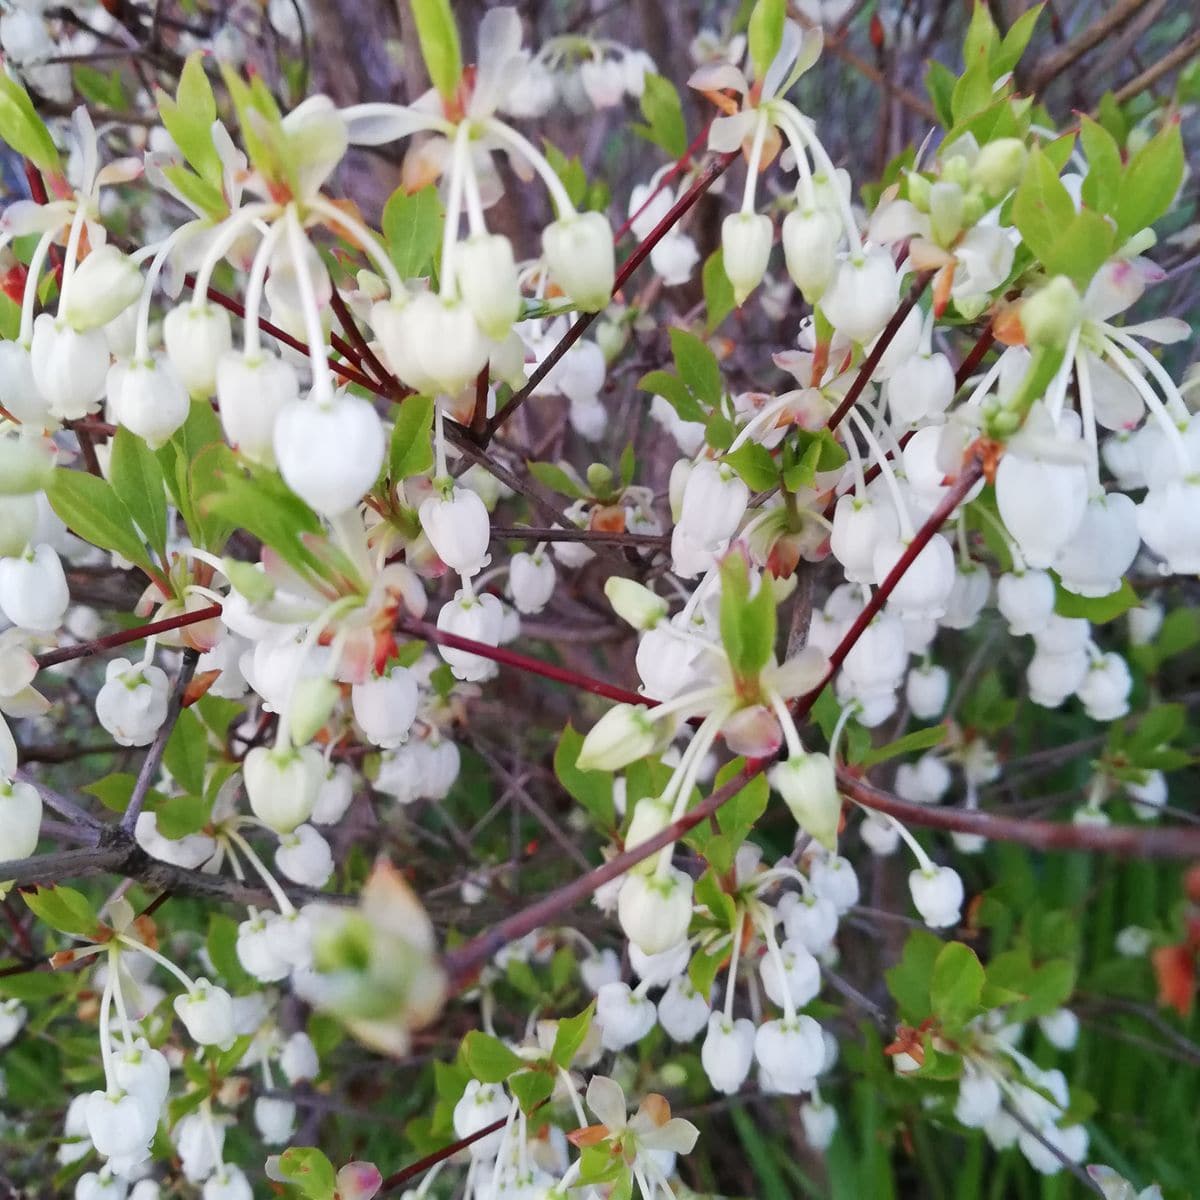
[895,754,952,805]
[436,590,504,681]
[84,1089,155,1168]
[0,777,42,860]
[955,1064,1002,1127]
[0,341,49,425]
[678,459,749,548]
[203,1168,252,1200]
[779,893,839,955]
[940,565,991,630]
[107,356,190,450]
[657,975,711,1042]
[841,611,907,696]
[173,978,235,1048]
[254,1096,296,1145]
[508,550,555,614]
[352,666,418,748]
[596,980,656,1050]
[701,1013,755,1094]
[162,304,232,396]
[456,233,521,340]
[873,533,956,620]
[113,1039,170,1130]
[63,246,144,333]
[0,543,70,632]
[275,823,334,887]
[1027,648,1089,709]
[280,1031,320,1083]
[885,351,955,425]
[1137,479,1200,574]
[176,1111,224,1181]
[378,292,491,396]
[809,854,860,913]
[905,664,948,719]
[861,812,901,855]
[1053,493,1139,598]
[1037,1007,1080,1051]
[819,249,900,344]
[418,486,491,578]
[1128,601,1163,646]
[769,752,840,851]
[629,939,689,986]
[636,625,707,701]
[781,208,839,302]
[617,867,693,956]
[760,938,821,1008]
[311,762,355,824]
[800,1098,838,1149]
[134,811,216,869]
[542,210,615,313]
[236,915,290,982]
[30,313,109,419]
[1128,769,1167,820]
[995,451,1088,571]
[754,1015,825,1093]
[722,211,773,305]
[452,1080,509,1161]
[908,865,963,928]
[216,352,299,466]
[1076,652,1131,721]
[75,1173,126,1200]
[580,948,621,994]
[274,391,385,517]
[243,744,322,832]
[95,658,170,747]
[996,570,1055,636]
[831,493,900,586]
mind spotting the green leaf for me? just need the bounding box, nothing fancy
[382,185,444,279]
[554,724,615,829]
[45,469,156,578]
[1052,576,1138,624]
[463,1031,525,1083]
[161,165,226,221]
[162,707,207,795]
[542,141,588,213]
[1079,116,1122,216]
[748,0,787,81]
[961,1,1000,71]
[638,369,706,425]
[669,328,722,406]
[155,792,211,840]
[410,0,463,100]
[1115,120,1184,240]
[782,429,847,491]
[951,56,994,124]
[21,886,100,940]
[1095,92,1128,145]
[930,942,986,1031]
[1041,208,1117,290]
[987,948,1076,1022]
[0,73,61,171]
[994,4,1042,75]
[925,60,957,129]
[275,1147,337,1200]
[962,670,1018,733]
[722,442,778,492]
[702,249,736,333]
[389,395,435,481]
[159,398,231,549]
[860,724,948,768]
[694,868,738,930]
[73,66,128,111]
[83,773,137,814]
[1012,146,1077,268]
[156,53,221,186]
[886,929,942,1022]
[109,427,168,563]
[688,939,729,996]
[207,913,253,990]
[686,760,769,873]
[550,1001,595,1068]
[633,74,687,159]
[526,461,587,500]
[509,1068,555,1113]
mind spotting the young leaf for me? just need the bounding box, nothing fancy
[156,53,220,186]
[410,0,463,101]
[463,1030,525,1083]
[554,724,616,829]
[21,886,100,940]
[109,426,169,564]
[45,469,157,579]
[669,328,722,406]
[633,74,688,159]
[274,1147,337,1200]
[1012,146,1076,268]
[509,1068,555,1113]
[382,185,444,279]
[550,1001,596,1068]
[1052,576,1138,624]
[886,929,942,1021]
[1079,115,1122,216]
[748,0,787,82]
[526,461,587,500]
[929,941,986,1031]
[702,249,736,333]
[1115,120,1184,240]
[638,369,706,425]
[389,395,435,481]
[722,442,779,492]
[163,708,208,795]
[0,73,61,172]
[859,724,948,768]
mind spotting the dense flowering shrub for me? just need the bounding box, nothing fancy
[0,0,1196,1197]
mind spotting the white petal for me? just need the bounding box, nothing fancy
[341,103,445,145]
[95,158,143,188]
[687,63,749,94]
[641,1116,700,1154]
[1120,318,1191,345]
[585,1074,628,1132]
[708,112,757,153]
[0,715,16,777]
[762,21,803,98]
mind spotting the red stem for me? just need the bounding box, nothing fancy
[380,1116,509,1193]
[35,604,223,669]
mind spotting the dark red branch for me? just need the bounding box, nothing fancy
[35,604,223,670]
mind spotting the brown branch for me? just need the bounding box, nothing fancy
[1111,30,1200,104]
[35,604,223,670]
[1029,0,1151,91]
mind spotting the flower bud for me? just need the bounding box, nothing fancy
[352,666,419,748]
[542,211,615,313]
[604,577,667,630]
[216,352,299,466]
[418,485,491,578]
[1019,277,1082,349]
[288,674,341,745]
[274,392,385,517]
[508,550,556,614]
[163,304,233,395]
[782,208,838,302]
[173,978,236,1048]
[908,864,963,928]
[0,777,42,860]
[722,211,773,305]
[63,246,143,333]
[624,796,673,863]
[971,138,1027,197]
[0,543,69,632]
[809,853,860,912]
[617,866,693,955]
[769,753,840,850]
[800,1099,838,1149]
[107,356,190,449]
[243,744,322,833]
[596,980,657,1049]
[204,1166,253,1200]
[95,658,170,747]
[456,233,521,339]
[254,1096,296,1145]
[280,1030,320,1083]
[30,313,109,420]
[905,664,948,719]
[0,430,55,496]
[928,181,964,246]
[576,703,661,771]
